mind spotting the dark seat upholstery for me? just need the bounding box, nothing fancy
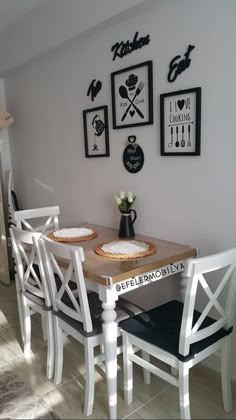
[54,292,143,337]
[120,300,233,362]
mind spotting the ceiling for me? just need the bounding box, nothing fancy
[0,0,150,75]
[0,0,44,33]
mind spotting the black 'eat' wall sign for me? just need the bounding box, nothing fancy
[111,31,150,61]
[167,45,195,83]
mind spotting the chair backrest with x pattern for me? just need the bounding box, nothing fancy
[179,247,236,357]
[14,206,60,233]
[41,236,93,333]
[10,226,52,307]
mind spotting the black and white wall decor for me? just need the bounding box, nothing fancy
[83,105,110,158]
[167,45,195,83]
[111,60,153,129]
[123,135,144,173]
[111,31,150,61]
[87,79,102,101]
[160,87,201,156]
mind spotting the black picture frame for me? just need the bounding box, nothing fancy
[111,60,153,129]
[83,105,110,158]
[160,87,201,156]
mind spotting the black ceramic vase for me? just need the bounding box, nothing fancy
[118,209,137,238]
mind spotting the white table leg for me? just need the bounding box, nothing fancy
[100,286,118,420]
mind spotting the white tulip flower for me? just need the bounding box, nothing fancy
[127,192,133,203]
[116,197,122,205]
[120,191,126,199]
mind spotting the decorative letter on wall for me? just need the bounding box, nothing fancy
[87,79,102,101]
[167,45,195,83]
[111,32,150,61]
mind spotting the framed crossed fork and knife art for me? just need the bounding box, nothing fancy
[111,60,153,129]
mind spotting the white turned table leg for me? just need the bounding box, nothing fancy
[101,297,118,420]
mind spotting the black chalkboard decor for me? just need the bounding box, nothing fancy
[123,135,144,173]
[111,32,150,61]
[87,79,102,101]
[167,45,195,83]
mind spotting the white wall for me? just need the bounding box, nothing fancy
[0,0,145,75]
[5,0,236,377]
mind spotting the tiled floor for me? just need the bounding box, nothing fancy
[0,281,236,419]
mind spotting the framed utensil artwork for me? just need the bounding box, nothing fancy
[160,87,201,156]
[111,60,153,129]
[83,105,110,157]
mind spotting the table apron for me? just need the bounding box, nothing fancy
[108,260,186,297]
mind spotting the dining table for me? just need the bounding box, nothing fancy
[54,223,197,419]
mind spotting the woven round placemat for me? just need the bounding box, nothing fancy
[95,240,156,260]
[48,228,97,242]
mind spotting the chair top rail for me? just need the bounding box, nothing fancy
[14,206,60,221]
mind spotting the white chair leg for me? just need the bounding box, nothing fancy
[15,276,25,343]
[123,334,133,405]
[46,311,55,380]
[221,338,232,413]
[17,291,25,344]
[22,298,31,356]
[141,350,151,384]
[41,313,48,340]
[179,361,191,420]
[84,340,95,416]
[53,316,64,385]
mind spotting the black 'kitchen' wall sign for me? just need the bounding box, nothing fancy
[111,31,150,61]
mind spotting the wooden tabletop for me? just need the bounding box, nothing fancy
[55,224,196,286]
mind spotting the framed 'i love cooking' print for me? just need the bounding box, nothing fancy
[160,87,201,156]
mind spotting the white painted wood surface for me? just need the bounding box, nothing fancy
[121,247,236,419]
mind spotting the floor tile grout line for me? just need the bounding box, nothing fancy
[122,384,173,419]
[0,321,20,331]
[39,376,79,398]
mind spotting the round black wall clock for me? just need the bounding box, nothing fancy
[123,135,144,173]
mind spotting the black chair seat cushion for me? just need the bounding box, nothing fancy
[120,300,233,362]
[54,292,143,338]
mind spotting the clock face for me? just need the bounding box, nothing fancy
[123,143,144,173]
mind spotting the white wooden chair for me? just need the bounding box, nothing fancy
[40,236,143,416]
[12,206,60,342]
[14,206,60,233]
[10,226,54,379]
[120,247,236,419]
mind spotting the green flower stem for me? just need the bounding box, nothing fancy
[118,197,136,213]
